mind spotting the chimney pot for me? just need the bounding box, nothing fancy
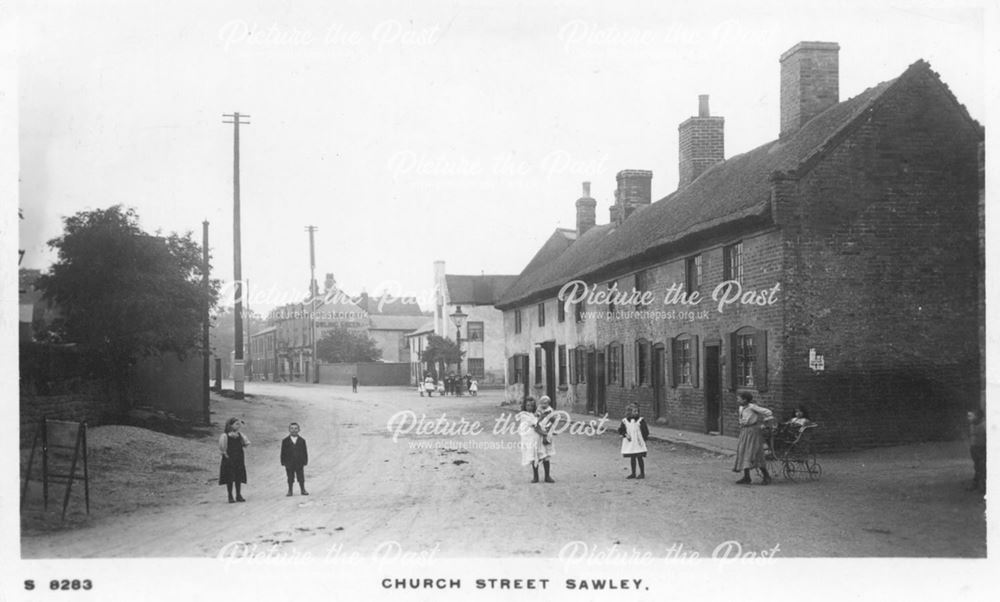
[575,182,597,236]
[698,94,710,117]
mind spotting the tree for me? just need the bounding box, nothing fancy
[37,205,219,412]
[419,334,463,379]
[315,325,382,363]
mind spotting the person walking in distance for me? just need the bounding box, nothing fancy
[280,422,309,496]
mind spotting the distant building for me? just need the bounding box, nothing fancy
[248,326,278,380]
[422,261,516,386]
[406,320,436,383]
[266,275,426,379]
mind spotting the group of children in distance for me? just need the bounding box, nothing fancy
[420,375,479,397]
[217,418,310,503]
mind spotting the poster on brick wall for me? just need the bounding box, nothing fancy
[4,0,994,601]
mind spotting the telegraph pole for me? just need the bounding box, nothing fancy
[306,225,318,383]
[202,220,210,425]
[223,111,250,399]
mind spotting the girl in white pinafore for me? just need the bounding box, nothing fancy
[618,403,649,479]
[516,398,546,482]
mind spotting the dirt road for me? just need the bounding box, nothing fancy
[21,382,985,558]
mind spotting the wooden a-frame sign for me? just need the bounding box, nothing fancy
[21,418,90,520]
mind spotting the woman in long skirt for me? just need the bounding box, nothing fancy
[733,392,772,485]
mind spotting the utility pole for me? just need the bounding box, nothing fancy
[223,111,250,399]
[202,220,210,425]
[306,225,318,383]
[246,278,252,382]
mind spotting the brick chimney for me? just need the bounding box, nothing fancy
[609,169,653,224]
[575,181,596,237]
[780,41,840,138]
[678,94,725,187]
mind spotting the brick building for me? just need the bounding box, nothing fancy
[496,42,983,448]
[265,273,425,379]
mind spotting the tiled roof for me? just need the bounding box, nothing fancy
[445,274,519,305]
[496,65,922,309]
[406,319,436,337]
[357,294,425,316]
[369,314,429,332]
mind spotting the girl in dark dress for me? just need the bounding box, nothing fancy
[218,417,250,502]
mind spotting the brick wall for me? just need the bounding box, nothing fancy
[20,394,117,447]
[777,67,981,448]
[597,228,785,433]
[317,362,410,386]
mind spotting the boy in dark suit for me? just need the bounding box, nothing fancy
[280,422,309,496]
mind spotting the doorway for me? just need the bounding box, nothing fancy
[595,350,607,416]
[705,343,722,433]
[652,345,666,421]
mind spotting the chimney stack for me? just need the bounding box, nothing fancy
[780,41,839,138]
[575,181,596,237]
[678,95,725,188]
[610,170,653,224]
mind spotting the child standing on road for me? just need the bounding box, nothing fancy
[618,403,649,479]
[469,379,479,396]
[219,417,250,503]
[280,422,309,496]
[536,396,556,483]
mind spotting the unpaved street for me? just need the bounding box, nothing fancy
[21,382,985,558]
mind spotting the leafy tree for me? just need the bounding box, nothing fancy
[315,325,382,363]
[419,334,463,378]
[36,205,219,412]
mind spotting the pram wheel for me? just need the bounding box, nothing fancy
[782,461,797,481]
[807,456,822,480]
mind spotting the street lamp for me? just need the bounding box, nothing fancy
[450,306,468,379]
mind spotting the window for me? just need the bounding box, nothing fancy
[635,270,654,308]
[636,340,649,385]
[608,343,623,385]
[467,321,484,342]
[678,339,692,384]
[558,299,566,323]
[685,255,702,293]
[575,348,587,384]
[730,328,767,390]
[723,242,743,284]
[538,302,546,327]
[468,358,484,379]
[575,298,586,322]
[671,335,699,387]
[607,280,619,311]
[558,345,567,386]
[736,334,754,387]
[511,354,526,384]
[535,347,543,384]
[514,309,522,334]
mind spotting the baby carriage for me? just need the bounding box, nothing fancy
[761,421,821,481]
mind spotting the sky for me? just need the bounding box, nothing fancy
[14,0,989,315]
